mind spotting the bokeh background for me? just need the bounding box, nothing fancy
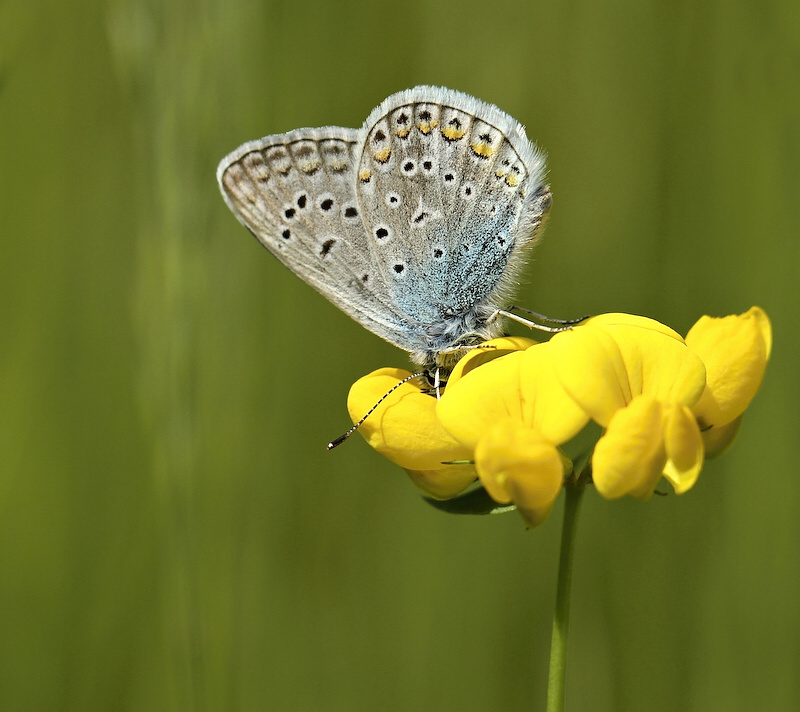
[1,1,797,710]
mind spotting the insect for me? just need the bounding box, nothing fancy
[217,86,551,372]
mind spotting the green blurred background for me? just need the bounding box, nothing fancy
[1,0,797,710]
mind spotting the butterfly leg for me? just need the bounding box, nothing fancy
[493,305,590,333]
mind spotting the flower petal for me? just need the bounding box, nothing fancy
[438,344,588,449]
[701,415,742,458]
[609,325,707,407]
[347,368,473,475]
[686,307,771,428]
[446,336,538,387]
[548,325,633,426]
[551,322,706,426]
[474,419,565,528]
[586,313,685,342]
[518,342,592,443]
[592,394,667,500]
[404,464,478,500]
[661,403,704,494]
[751,306,773,359]
[437,352,527,449]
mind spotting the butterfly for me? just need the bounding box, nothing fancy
[217,86,551,373]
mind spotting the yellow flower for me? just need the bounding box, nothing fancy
[346,338,541,500]
[445,335,539,387]
[474,420,568,528]
[345,308,771,526]
[685,307,772,457]
[437,339,590,527]
[548,314,707,499]
[346,367,477,499]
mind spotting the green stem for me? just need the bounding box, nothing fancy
[546,482,585,712]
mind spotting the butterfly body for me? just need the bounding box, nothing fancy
[217,86,550,370]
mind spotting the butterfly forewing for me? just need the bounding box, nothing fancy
[217,127,414,346]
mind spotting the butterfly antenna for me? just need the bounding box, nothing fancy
[327,371,428,450]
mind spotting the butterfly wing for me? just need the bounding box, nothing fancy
[217,88,551,368]
[217,127,413,350]
[354,86,551,360]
